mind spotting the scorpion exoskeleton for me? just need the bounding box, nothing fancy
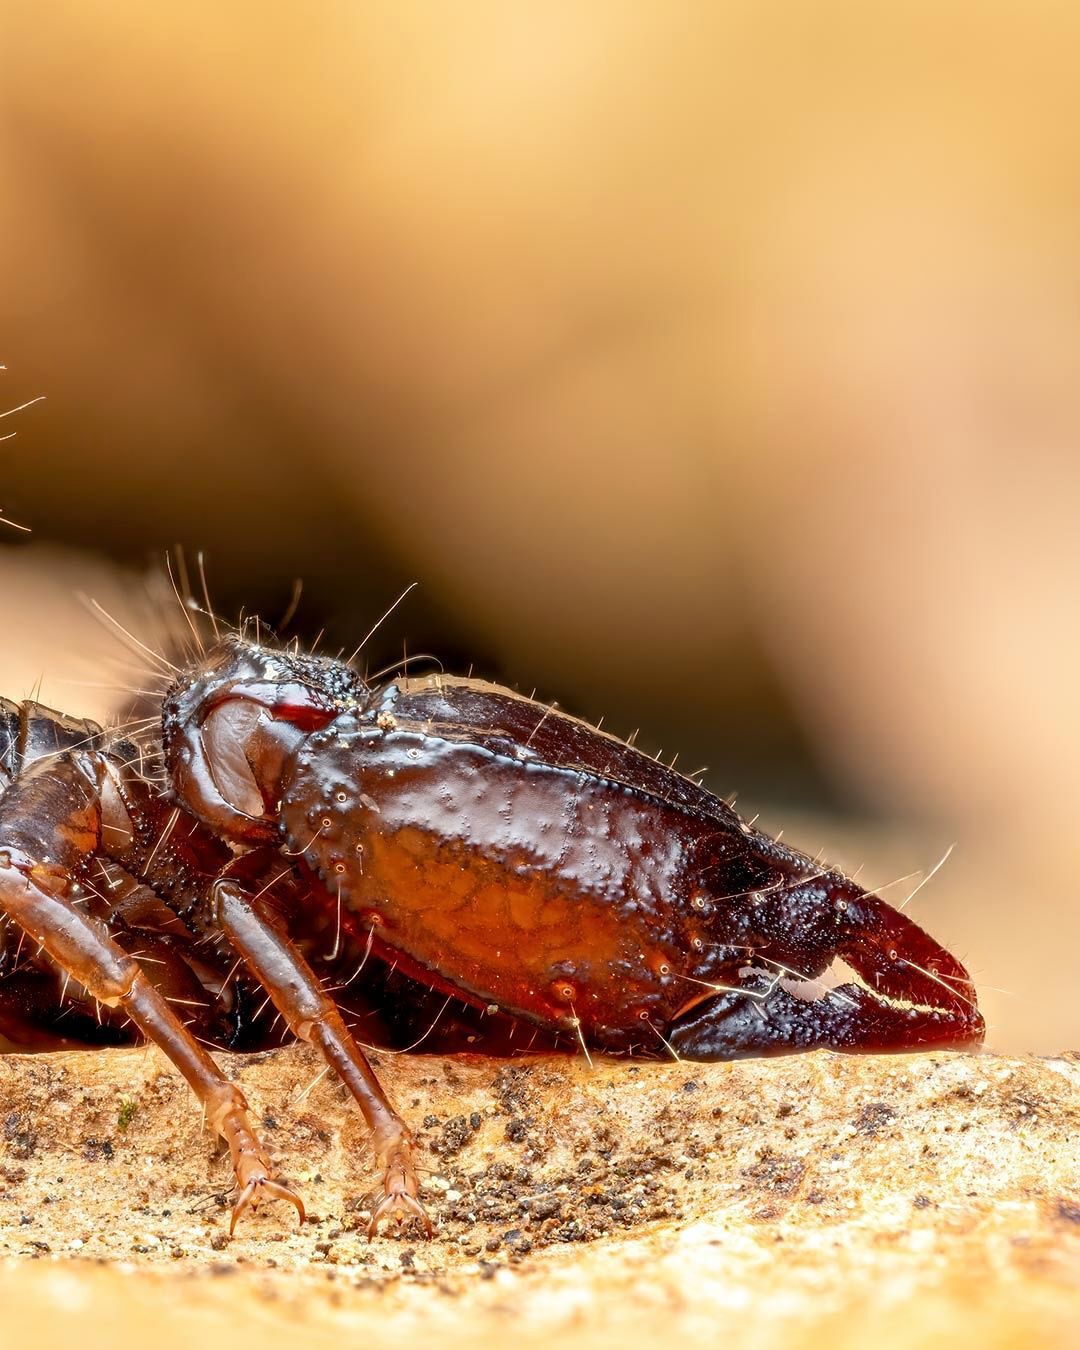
[0,604,984,1237]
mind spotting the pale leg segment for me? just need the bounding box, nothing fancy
[212,878,431,1236]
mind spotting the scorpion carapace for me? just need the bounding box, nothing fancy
[0,633,984,1236]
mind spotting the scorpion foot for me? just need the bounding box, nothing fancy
[209,1091,307,1236]
[367,1188,433,1239]
[367,1136,433,1239]
[229,1171,306,1236]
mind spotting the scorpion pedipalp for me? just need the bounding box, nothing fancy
[668,877,983,1058]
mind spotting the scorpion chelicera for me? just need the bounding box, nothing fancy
[0,618,984,1237]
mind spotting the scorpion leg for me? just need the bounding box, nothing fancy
[670,886,985,1059]
[211,877,431,1237]
[0,753,304,1233]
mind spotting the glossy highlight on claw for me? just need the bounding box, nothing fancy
[0,615,984,1243]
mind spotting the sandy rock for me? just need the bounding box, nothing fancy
[0,1043,1077,1348]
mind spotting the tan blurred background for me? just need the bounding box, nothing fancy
[2,1,1078,1051]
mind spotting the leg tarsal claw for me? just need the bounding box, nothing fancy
[229,1173,306,1236]
[366,1188,433,1240]
[366,1137,433,1239]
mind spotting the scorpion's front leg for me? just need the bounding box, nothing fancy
[211,876,431,1237]
[0,753,304,1231]
[670,879,985,1059]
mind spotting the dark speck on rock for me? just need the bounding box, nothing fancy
[743,1152,806,1196]
[4,1112,37,1160]
[528,1193,562,1220]
[435,1116,473,1155]
[856,1102,898,1136]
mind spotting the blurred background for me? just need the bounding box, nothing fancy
[2,1,1078,1052]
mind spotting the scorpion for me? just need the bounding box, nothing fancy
[0,596,985,1238]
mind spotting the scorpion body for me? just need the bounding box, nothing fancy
[0,636,984,1236]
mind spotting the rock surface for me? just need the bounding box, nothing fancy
[0,1043,1077,1348]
